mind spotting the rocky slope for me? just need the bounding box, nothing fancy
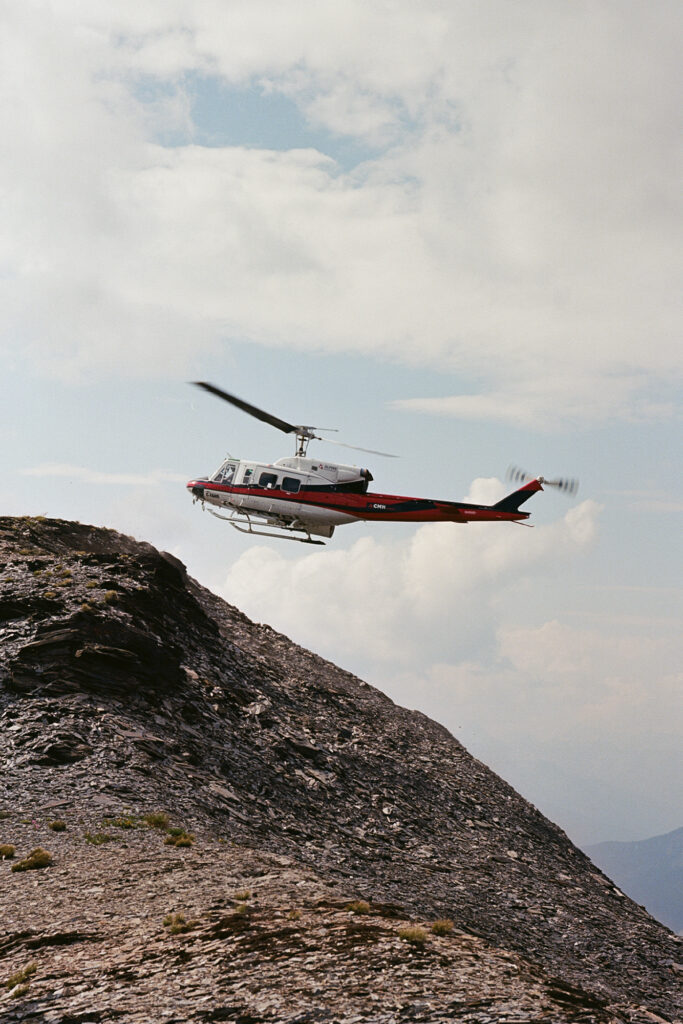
[1,515,681,1024]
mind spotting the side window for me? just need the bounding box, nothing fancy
[259,472,278,488]
[282,477,300,493]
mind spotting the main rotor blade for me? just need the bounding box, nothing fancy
[318,436,398,458]
[192,382,297,435]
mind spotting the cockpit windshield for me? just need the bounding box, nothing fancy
[211,460,238,485]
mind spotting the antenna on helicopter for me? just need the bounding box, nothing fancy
[192,382,397,458]
[507,465,579,497]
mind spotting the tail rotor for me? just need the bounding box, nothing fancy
[507,465,579,498]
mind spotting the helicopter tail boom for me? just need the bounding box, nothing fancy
[492,477,544,513]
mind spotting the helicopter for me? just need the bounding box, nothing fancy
[186,381,578,545]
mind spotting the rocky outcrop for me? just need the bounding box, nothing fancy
[1,515,681,1023]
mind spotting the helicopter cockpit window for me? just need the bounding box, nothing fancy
[212,460,238,485]
[259,472,278,489]
[282,477,301,493]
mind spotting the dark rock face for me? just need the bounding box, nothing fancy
[0,515,681,1023]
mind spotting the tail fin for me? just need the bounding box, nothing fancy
[493,478,543,513]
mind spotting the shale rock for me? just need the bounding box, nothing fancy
[0,516,681,1023]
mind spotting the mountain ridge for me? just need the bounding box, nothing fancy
[1,515,681,1023]
[587,827,683,934]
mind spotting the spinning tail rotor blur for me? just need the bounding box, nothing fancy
[507,466,579,498]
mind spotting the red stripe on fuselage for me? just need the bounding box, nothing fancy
[199,483,529,523]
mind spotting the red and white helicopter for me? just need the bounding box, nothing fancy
[187,382,578,545]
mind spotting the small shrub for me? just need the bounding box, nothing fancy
[164,831,194,848]
[431,919,454,936]
[232,903,249,917]
[5,963,37,990]
[398,926,428,947]
[105,816,137,829]
[144,812,169,829]
[233,889,251,901]
[9,983,29,998]
[166,826,186,837]
[346,900,371,915]
[103,590,118,604]
[84,832,114,846]
[163,913,197,935]
[44,590,57,599]
[11,848,53,872]
[0,844,15,859]
[85,580,98,589]
[48,820,67,832]
[286,909,301,921]
[80,603,93,612]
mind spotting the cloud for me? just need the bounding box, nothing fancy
[21,464,186,486]
[2,2,681,420]
[218,485,601,667]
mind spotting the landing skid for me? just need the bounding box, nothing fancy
[207,508,326,545]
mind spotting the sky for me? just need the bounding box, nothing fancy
[2,1,681,846]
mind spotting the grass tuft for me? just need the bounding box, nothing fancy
[233,889,252,901]
[431,919,454,936]
[11,848,52,872]
[286,909,301,921]
[48,820,67,832]
[5,963,37,991]
[0,844,16,859]
[163,913,198,935]
[164,831,194,848]
[143,812,169,829]
[346,900,371,915]
[398,926,428,947]
[84,832,114,846]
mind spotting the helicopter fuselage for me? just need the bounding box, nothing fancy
[186,454,537,543]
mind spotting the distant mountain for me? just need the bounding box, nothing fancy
[586,827,683,932]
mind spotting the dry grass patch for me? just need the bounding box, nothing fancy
[5,963,37,991]
[11,848,52,872]
[431,919,454,936]
[164,825,194,847]
[163,913,198,935]
[0,844,15,859]
[84,832,115,846]
[398,926,428,947]
[346,900,371,915]
[143,812,169,829]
